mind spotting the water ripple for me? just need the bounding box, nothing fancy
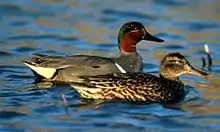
[177,21,219,32]
[2,35,78,42]
[0,51,12,57]
[0,111,27,120]
[0,4,24,16]
[102,9,159,21]
[154,0,188,7]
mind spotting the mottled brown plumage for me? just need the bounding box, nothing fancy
[71,53,208,103]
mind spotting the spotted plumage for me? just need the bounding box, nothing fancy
[71,52,208,103]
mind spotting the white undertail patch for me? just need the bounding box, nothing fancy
[24,62,56,79]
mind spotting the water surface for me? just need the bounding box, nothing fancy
[0,0,220,131]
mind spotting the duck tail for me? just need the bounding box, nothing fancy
[23,60,57,79]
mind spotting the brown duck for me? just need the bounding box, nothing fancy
[70,53,208,103]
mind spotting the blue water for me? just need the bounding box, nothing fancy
[0,0,220,131]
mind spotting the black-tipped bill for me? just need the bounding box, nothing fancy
[142,29,164,42]
[186,65,208,77]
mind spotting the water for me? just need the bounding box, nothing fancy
[0,0,220,131]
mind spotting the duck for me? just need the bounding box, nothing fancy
[23,21,164,83]
[70,52,208,103]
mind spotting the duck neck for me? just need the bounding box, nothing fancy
[120,38,137,54]
[118,31,143,55]
[159,73,180,81]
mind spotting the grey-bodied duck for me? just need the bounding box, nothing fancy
[70,52,208,103]
[23,21,164,82]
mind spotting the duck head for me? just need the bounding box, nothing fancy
[160,52,208,80]
[118,21,164,54]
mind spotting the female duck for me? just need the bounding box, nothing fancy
[24,21,164,82]
[71,53,208,103]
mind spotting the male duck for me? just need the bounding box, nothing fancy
[24,21,164,82]
[70,53,208,103]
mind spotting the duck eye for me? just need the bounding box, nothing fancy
[129,25,133,29]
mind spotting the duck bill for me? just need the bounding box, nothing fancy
[185,65,208,77]
[142,29,164,42]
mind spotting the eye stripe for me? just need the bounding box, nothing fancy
[169,60,178,63]
[169,60,182,64]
